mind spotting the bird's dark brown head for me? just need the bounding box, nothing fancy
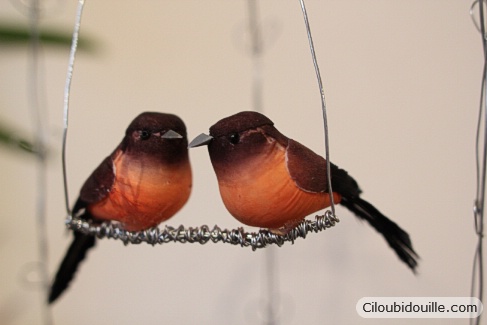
[196,111,289,171]
[122,112,189,164]
[208,111,274,137]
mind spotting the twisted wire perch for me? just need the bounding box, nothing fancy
[65,211,339,250]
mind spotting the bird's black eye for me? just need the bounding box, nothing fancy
[140,130,151,140]
[229,133,240,144]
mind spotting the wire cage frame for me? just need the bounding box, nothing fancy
[61,0,339,248]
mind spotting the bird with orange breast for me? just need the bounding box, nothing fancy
[49,112,192,303]
[189,111,418,271]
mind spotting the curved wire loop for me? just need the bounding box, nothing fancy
[65,211,339,250]
[62,0,339,247]
[471,0,487,36]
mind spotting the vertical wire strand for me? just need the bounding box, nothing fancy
[62,0,86,216]
[27,0,52,323]
[298,0,336,216]
[246,1,279,324]
[471,1,486,325]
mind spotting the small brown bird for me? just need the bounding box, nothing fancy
[49,112,192,303]
[189,111,418,271]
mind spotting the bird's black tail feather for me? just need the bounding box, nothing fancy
[340,196,419,272]
[48,232,96,304]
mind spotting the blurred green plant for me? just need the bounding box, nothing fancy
[0,22,95,156]
[0,22,94,51]
[0,123,40,155]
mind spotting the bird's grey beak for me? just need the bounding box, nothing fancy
[161,129,183,139]
[188,133,213,148]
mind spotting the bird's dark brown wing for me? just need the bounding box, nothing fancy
[285,139,360,197]
[286,139,328,193]
[78,153,116,206]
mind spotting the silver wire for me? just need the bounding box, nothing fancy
[65,211,339,248]
[62,0,86,216]
[298,0,336,217]
[471,0,487,36]
[470,1,486,325]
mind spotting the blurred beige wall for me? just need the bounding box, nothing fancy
[0,1,482,324]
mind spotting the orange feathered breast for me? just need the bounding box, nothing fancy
[89,150,191,231]
[216,141,340,231]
